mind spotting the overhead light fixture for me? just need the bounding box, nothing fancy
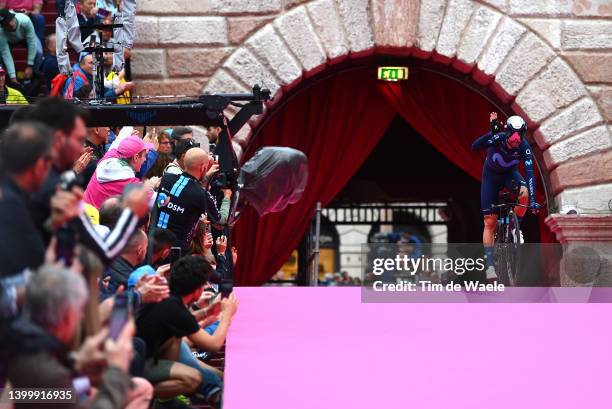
[377,66,409,81]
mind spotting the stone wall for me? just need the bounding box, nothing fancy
[133,0,612,213]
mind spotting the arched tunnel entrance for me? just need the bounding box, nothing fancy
[233,56,554,286]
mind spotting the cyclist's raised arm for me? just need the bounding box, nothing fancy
[471,131,505,151]
[521,141,537,205]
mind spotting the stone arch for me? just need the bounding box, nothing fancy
[203,0,611,213]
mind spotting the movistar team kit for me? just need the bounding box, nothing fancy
[155,173,230,252]
[471,116,537,215]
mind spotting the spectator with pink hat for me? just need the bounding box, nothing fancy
[84,134,159,208]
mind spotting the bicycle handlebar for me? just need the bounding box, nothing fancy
[491,202,541,209]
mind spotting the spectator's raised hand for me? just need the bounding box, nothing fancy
[232,246,238,265]
[116,82,134,95]
[43,238,57,267]
[137,274,169,304]
[104,320,135,373]
[143,127,158,151]
[203,232,214,250]
[221,292,239,319]
[194,291,221,322]
[144,176,160,191]
[156,264,171,278]
[74,327,109,385]
[198,291,214,305]
[72,148,94,174]
[216,235,227,254]
[205,163,219,179]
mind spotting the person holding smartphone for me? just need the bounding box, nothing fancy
[6,264,153,409]
[136,255,238,408]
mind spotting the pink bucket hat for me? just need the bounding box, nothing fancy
[116,135,154,159]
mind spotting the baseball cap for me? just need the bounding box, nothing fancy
[0,10,15,28]
[116,135,154,159]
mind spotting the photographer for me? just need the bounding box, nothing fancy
[154,148,231,254]
[169,127,194,156]
[163,137,198,176]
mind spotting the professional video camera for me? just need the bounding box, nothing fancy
[211,167,238,190]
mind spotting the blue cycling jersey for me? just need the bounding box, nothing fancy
[471,131,536,204]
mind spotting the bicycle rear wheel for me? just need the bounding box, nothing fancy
[493,216,509,284]
[505,210,521,286]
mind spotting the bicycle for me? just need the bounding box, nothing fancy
[490,191,537,286]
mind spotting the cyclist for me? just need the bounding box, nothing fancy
[471,112,540,280]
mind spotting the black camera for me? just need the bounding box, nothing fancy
[211,167,238,190]
[174,138,200,157]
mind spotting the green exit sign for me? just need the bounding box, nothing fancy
[377,66,409,81]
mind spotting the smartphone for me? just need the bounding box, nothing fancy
[204,218,211,234]
[109,294,129,340]
[56,227,76,267]
[169,247,182,265]
[208,292,221,306]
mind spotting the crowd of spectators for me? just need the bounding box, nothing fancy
[0,97,238,409]
[0,0,134,103]
[320,272,362,286]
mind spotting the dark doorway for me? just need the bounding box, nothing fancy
[333,115,483,243]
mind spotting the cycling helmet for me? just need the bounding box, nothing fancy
[505,115,527,137]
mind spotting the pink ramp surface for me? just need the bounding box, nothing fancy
[225,287,612,409]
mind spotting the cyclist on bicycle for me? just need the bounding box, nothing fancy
[471,112,540,280]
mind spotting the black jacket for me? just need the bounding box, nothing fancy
[100,257,136,300]
[6,319,131,409]
[0,177,45,278]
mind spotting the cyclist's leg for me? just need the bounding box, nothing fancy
[506,170,528,222]
[481,166,503,268]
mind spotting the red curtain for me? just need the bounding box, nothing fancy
[232,70,396,286]
[377,70,490,181]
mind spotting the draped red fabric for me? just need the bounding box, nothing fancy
[232,70,396,285]
[377,70,490,181]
